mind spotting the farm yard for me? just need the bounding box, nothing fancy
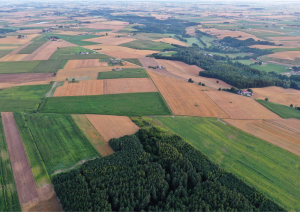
[155,116,300,210]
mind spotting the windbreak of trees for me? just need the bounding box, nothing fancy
[219,36,277,47]
[153,49,298,89]
[52,126,285,211]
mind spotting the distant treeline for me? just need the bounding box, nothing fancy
[52,126,284,211]
[0,28,16,34]
[219,36,278,47]
[153,48,300,89]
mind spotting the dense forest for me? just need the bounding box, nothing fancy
[153,49,300,89]
[0,28,16,34]
[53,126,285,211]
[109,15,198,34]
[219,36,277,47]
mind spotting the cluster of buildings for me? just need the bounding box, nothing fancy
[148,65,165,69]
[237,90,253,97]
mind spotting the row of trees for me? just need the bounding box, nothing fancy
[152,48,300,90]
[52,126,285,211]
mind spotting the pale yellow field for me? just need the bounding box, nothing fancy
[84,36,136,45]
[0,34,39,44]
[0,46,19,49]
[0,54,30,62]
[199,28,263,40]
[225,119,300,157]
[64,59,108,69]
[252,86,300,107]
[266,51,300,60]
[267,36,300,41]
[154,38,189,47]
[148,70,229,118]
[205,91,281,119]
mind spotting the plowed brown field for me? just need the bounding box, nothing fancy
[225,119,300,157]
[139,57,160,68]
[156,59,231,89]
[252,86,300,107]
[104,78,157,94]
[148,71,229,118]
[85,115,139,142]
[205,91,281,119]
[154,38,189,47]
[53,80,104,97]
[72,114,114,157]
[64,59,108,69]
[0,73,53,89]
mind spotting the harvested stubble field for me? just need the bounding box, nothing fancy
[84,44,159,58]
[0,53,30,61]
[0,116,21,212]
[252,86,300,107]
[82,22,127,32]
[186,26,196,36]
[85,114,139,142]
[267,36,300,41]
[266,118,300,134]
[154,38,189,47]
[120,40,174,51]
[1,112,39,206]
[72,114,114,157]
[199,28,263,40]
[155,116,300,210]
[0,84,51,112]
[148,71,229,118]
[0,73,53,89]
[64,59,108,69]
[98,68,148,79]
[139,57,160,68]
[0,34,39,45]
[205,91,281,119]
[265,51,300,60]
[53,80,104,97]
[104,78,157,94]
[39,92,171,116]
[53,78,157,96]
[156,59,231,89]
[225,119,300,157]
[84,36,136,45]
[257,99,300,119]
[20,113,100,175]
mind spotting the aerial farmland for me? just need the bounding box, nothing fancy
[0,0,299,211]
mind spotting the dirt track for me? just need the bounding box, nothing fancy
[1,112,39,205]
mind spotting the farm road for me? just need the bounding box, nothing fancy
[1,112,39,205]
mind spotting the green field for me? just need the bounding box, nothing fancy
[250,64,288,73]
[122,58,143,66]
[256,99,300,119]
[39,92,171,116]
[18,40,47,54]
[0,61,41,74]
[0,117,21,212]
[16,113,100,175]
[45,33,100,46]
[0,84,51,112]
[232,59,254,65]
[155,116,300,210]
[32,60,67,73]
[120,40,174,50]
[0,49,13,59]
[49,46,110,60]
[98,68,148,79]
[14,113,50,187]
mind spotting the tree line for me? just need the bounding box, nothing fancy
[219,36,278,47]
[52,126,285,211]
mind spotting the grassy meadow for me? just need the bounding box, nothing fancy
[250,64,287,74]
[18,40,47,54]
[0,61,41,74]
[98,68,149,79]
[120,40,174,50]
[154,116,300,210]
[14,113,50,187]
[257,99,300,119]
[0,117,21,212]
[18,113,100,175]
[39,92,171,116]
[0,84,51,112]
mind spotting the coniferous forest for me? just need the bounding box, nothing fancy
[52,127,285,211]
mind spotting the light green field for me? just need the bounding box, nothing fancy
[39,92,171,116]
[45,34,100,46]
[232,59,254,65]
[250,64,287,73]
[98,68,149,79]
[257,99,300,119]
[18,41,47,54]
[0,84,51,112]
[14,113,50,187]
[0,117,21,212]
[0,61,41,74]
[154,116,300,210]
[16,113,100,175]
[120,40,174,50]
[122,58,143,66]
